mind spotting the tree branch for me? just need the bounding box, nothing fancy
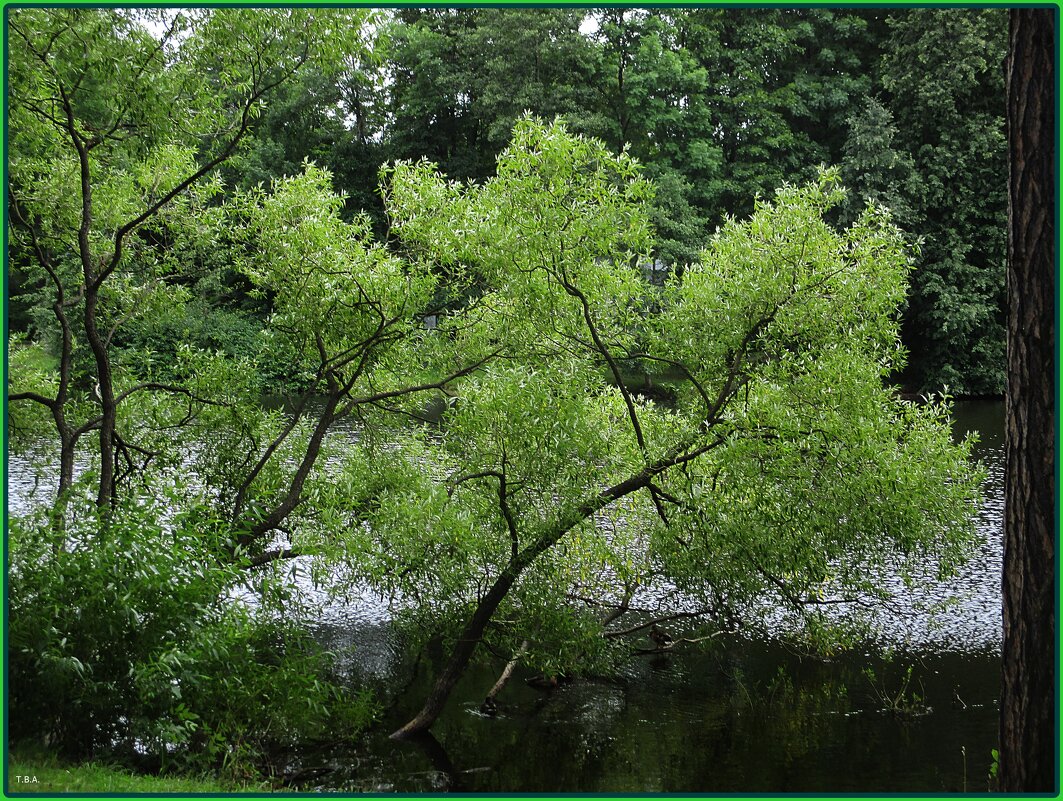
[344,349,500,409]
[244,547,303,569]
[603,607,719,639]
[555,267,648,455]
[8,391,57,408]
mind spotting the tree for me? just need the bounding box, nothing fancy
[1000,8,1057,792]
[839,97,917,230]
[338,119,979,738]
[7,8,375,514]
[879,9,1009,394]
[7,14,399,766]
[385,8,599,185]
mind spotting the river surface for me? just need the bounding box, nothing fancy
[7,400,1006,792]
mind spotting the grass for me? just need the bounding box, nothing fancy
[6,749,273,795]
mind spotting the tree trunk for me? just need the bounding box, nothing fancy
[83,288,118,508]
[1000,8,1057,793]
[390,564,523,738]
[390,522,582,738]
[390,454,677,737]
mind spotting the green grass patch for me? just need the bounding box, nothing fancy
[6,749,272,794]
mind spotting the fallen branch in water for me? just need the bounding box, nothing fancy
[480,639,530,714]
[634,631,726,654]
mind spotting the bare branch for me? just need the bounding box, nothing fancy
[8,391,57,408]
[344,349,500,409]
[112,381,227,408]
[244,547,303,569]
[603,608,719,639]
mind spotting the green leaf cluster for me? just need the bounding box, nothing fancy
[8,492,376,773]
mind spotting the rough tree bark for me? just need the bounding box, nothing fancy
[1000,8,1058,793]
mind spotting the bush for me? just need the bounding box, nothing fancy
[7,495,375,776]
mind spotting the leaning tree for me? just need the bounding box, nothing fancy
[233,118,981,737]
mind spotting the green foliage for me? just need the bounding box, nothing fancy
[7,335,61,448]
[117,300,263,380]
[878,9,1007,393]
[646,176,982,621]
[8,495,376,773]
[385,9,599,184]
[10,7,1007,407]
[840,97,917,230]
[320,124,980,681]
[371,7,1006,390]
[862,653,930,717]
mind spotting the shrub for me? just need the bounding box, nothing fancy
[7,495,375,776]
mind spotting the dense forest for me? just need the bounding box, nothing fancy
[7,7,1013,792]
[9,8,1008,394]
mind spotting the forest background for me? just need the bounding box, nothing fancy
[8,6,1010,396]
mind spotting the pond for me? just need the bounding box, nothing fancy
[281,400,1007,793]
[6,400,1005,792]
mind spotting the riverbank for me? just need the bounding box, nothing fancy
[6,748,272,794]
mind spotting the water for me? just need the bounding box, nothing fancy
[281,400,1007,792]
[7,400,1006,792]
[289,636,1001,792]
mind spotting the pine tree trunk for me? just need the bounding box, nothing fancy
[1000,8,1057,793]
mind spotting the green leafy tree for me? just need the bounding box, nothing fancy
[295,119,978,737]
[673,9,826,225]
[385,8,599,184]
[584,9,712,266]
[6,11,392,772]
[7,8,374,510]
[879,9,1008,393]
[839,97,918,229]
[225,41,391,227]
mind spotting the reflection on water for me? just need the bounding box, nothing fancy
[288,636,1000,793]
[7,400,1006,792]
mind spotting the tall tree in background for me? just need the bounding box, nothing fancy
[385,9,597,183]
[881,9,1008,394]
[1000,8,1057,793]
[589,9,711,265]
[839,97,917,231]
